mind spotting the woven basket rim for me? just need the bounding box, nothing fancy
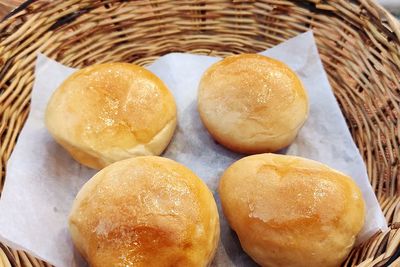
[1,0,35,21]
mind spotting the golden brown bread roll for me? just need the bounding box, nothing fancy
[45,63,177,169]
[69,156,220,267]
[219,153,365,267]
[198,54,308,153]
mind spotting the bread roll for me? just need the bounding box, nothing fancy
[219,153,365,267]
[45,63,177,169]
[198,54,308,153]
[69,156,219,267]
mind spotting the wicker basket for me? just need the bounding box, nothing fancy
[0,0,399,266]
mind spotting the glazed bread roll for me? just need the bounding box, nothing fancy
[45,63,177,169]
[198,54,308,153]
[69,156,220,267]
[219,153,365,267]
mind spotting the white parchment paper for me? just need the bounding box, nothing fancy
[0,31,387,267]
[378,0,400,13]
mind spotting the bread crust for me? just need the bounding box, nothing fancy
[219,153,365,267]
[69,156,220,267]
[45,63,177,169]
[198,54,308,153]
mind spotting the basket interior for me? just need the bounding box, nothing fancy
[0,0,399,266]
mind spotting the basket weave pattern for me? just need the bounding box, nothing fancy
[0,0,399,266]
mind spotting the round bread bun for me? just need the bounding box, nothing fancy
[45,63,177,169]
[69,156,220,267]
[198,54,308,153]
[219,153,365,267]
